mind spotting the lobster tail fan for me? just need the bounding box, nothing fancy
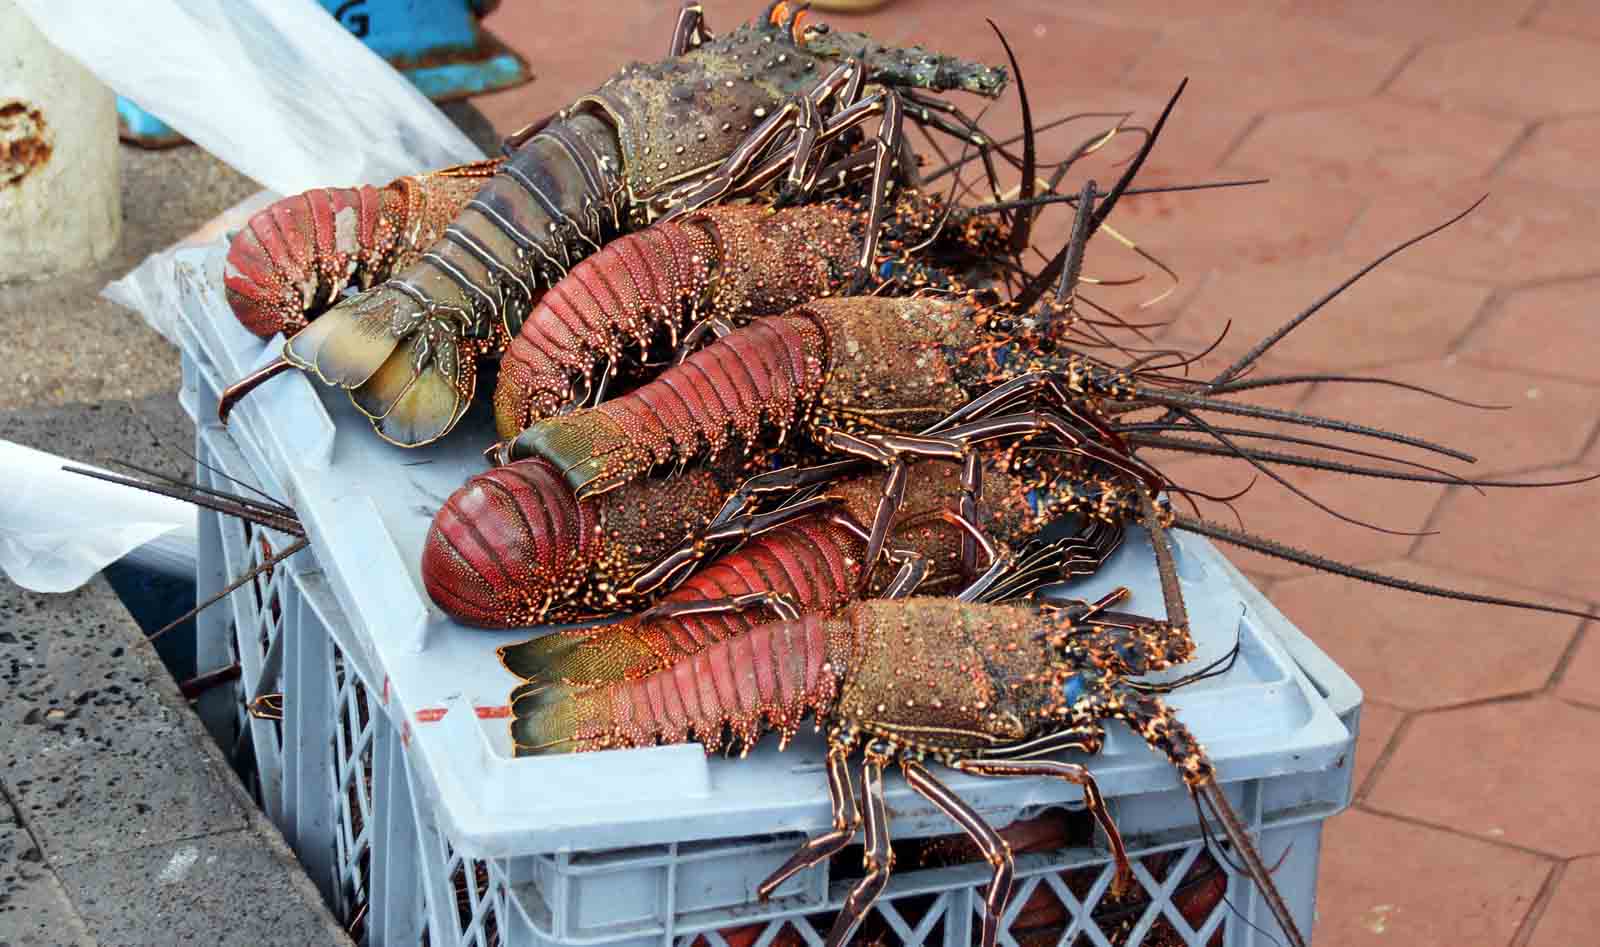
[508,680,591,757]
[282,286,405,389]
[498,625,660,688]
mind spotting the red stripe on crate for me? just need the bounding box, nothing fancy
[475,705,512,719]
[382,676,391,704]
[414,707,449,723]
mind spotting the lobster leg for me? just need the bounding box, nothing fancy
[759,743,859,900]
[707,458,872,529]
[902,759,1013,947]
[673,315,735,364]
[622,493,843,596]
[635,590,801,624]
[826,750,894,947]
[956,756,1133,900]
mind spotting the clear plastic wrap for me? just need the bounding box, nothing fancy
[0,441,197,594]
[14,0,485,195]
[9,0,491,591]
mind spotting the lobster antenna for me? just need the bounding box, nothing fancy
[1173,513,1600,621]
[1126,432,1600,491]
[217,358,295,425]
[1191,788,1298,947]
[142,537,311,646]
[923,110,1133,181]
[1120,386,1478,462]
[1115,421,1477,481]
[1170,405,1437,537]
[63,466,304,537]
[1204,196,1489,393]
[985,20,1038,257]
[1013,77,1188,312]
[1206,372,1510,410]
[964,177,1270,215]
[154,444,295,512]
[106,456,296,520]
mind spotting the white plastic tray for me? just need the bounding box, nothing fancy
[170,240,1358,860]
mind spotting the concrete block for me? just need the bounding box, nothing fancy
[55,830,344,946]
[0,826,93,946]
[0,0,121,282]
[0,394,194,481]
[4,719,247,868]
[0,574,170,761]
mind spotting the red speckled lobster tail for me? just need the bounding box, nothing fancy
[421,459,600,629]
[509,613,852,755]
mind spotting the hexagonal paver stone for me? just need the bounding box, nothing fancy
[1391,30,1600,118]
[1316,808,1550,945]
[1160,254,1489,371]
[1229,99,1523,188]
[1365,696,1600,856]
[1415,464,1600,601]
[1557,627,1600,708]
[1295,0,1540,41]
[1501,116,1600,191]
[1347,176,1600,286]
[1352,701,1406,796]
[1123,13,1410,113]
[1269,561,1582,710]
[1460,278,1600,385]
[1295,358,1600,478]
[1529,0,1600,44]
[1527,856,1600,947]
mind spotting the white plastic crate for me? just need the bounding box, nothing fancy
[171,237,1362,947]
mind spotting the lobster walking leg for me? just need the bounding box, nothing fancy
[758,745,859,900]
[956,756,1132,899]
[902,759,1015,947]
[827,750,893,947]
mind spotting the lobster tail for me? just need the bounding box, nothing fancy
[509,680,588,755]
[223,185,386,338]
[422,458,600,628]
[224,161,502,342]
[491,204,861,441]
[499,623,661,685]
[508,615,848,756]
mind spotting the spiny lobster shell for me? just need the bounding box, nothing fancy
[421,458,741,629]
[223,160,501,339]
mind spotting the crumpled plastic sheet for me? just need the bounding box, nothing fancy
[101,189,278,347]
[0,441,198,594]
[10,0,491,592]
[15,0,485,195]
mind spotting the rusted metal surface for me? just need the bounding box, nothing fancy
[0,100,52,187]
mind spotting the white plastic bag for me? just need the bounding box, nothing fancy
[14,0,485,195]
[101,189,278,346]
[0,441,198,594]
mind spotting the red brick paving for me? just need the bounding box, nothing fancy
[1367,697,1600,857]
[1526,857,1600,947]
[1460,279,1600,385]
[1316,809,1551,946]
[472,3,1600,942]
[1269,562,1582,710]
[1350,700,1405,797]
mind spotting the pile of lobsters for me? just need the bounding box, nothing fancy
[211,5,1598,946]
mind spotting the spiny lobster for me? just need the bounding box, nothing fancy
[495,451,1124,669]
[509,545,1306,947]
[218,1,1013,447]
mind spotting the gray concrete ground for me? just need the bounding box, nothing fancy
[0,139,357,943]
